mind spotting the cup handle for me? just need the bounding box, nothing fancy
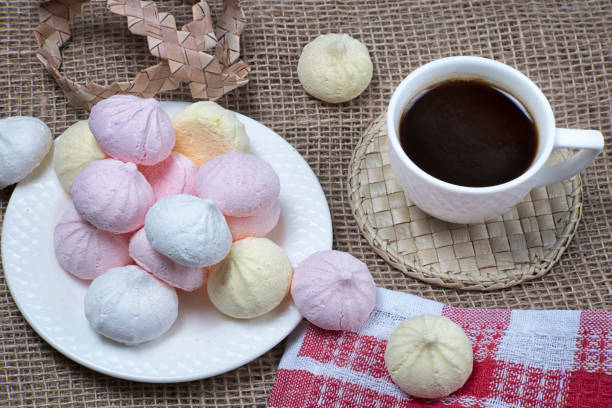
[531,128,604,188]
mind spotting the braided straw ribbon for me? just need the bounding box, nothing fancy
[34,0,250,110]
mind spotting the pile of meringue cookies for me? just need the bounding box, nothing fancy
[0,32,475,400]
[50,94,378,347]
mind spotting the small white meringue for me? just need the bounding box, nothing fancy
[84,265,178,345]
[145,194,232,267]
[0,116,52,188]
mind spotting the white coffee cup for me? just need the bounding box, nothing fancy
[387,56,604,224]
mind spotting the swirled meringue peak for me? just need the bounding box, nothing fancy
[84,265,178,345]
[0,116,52,188]
[195,152,280,217]
[71,159,155,233]
[54,205,131,280]
[145,194,232,268]
[89,95,175,165]
[291,250,376,331]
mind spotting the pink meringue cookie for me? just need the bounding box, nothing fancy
[226,200,281,241]
[89,95,175,165]
[71,159,155,233]
[139,152,197,200]
[54,205,131,280]
[195,152,280,217]
[291,250,377,331]
[129,228,206,291]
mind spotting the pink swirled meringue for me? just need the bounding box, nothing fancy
[291,250,376,331]
[71,159,155,233]
[54,205,131,280]
[129,228,206,292]
[139,152,196,200]
[225,200,281,241]
[195,152,280,217]
[89,95,175,165]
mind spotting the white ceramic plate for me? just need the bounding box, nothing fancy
[2,102,333,383]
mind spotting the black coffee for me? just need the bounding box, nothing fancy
[399,79,538,187]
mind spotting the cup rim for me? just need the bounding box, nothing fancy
[386,56,556,194]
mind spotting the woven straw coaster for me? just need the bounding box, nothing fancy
[349,114,583,291]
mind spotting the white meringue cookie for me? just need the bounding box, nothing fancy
[145,194,232,267]
[84,265,178,345]
[0,116,52,188]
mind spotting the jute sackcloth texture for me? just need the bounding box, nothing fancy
[1,0,610,406]
[349,114,584,291]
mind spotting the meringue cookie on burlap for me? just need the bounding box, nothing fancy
[291,250,376,331]
[89,95,175,165]
[54,205,131,280]
[71,159,155,234]
[84,265,178,345]
[298,34,373,103]
[144,194,231,268]
[0,116,52,188]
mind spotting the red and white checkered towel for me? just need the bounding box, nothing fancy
[268,288,612,408]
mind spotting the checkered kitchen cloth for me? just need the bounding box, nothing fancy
[268,288,612,408]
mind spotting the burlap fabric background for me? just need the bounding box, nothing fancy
[1,1,610,406]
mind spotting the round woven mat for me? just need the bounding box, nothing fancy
[349,114,583,291]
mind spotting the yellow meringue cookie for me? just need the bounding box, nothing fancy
[207,237,292,319]
[171,101,249,166]
[53,120,106,193]
[385,315,473,399]
[298,33,373,103]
